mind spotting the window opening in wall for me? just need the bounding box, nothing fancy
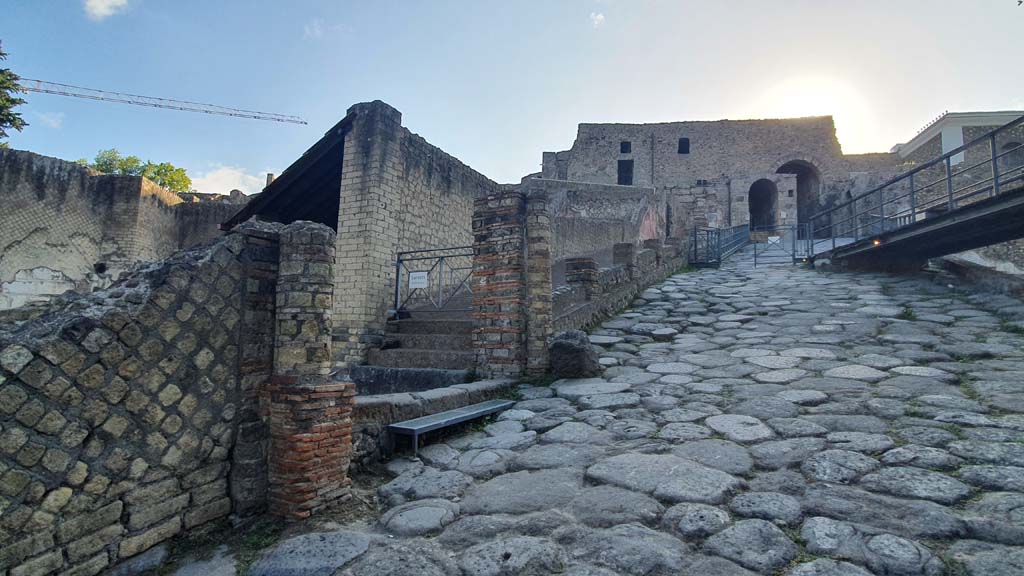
[678,138,690,154]
[788,190,794,197]
[93,262,108,274]
[617,160,634,186]
[620,141,631,154]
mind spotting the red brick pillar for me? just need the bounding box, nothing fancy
[268,222,354,520]
[472,190,527,377]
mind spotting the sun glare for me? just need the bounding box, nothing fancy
[744,76,878,154]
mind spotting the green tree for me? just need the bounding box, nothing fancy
[0,41,28,148]
[83,148,193,193]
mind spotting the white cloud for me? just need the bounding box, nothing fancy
[84,0,128,21]
[590,12,606,28]
[303,17,351,40]
[304,18,324,39]
[35,112,65,129]
[191,166,266,195]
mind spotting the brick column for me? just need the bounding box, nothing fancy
[565,257,599,299]
[614,242,637,278]
[268,222,354,520]
[472,191,527,377]
[525,192,553,377]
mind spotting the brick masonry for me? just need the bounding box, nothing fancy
[0,220,353,574]
[471,190,529,377]
[267,222,354,519]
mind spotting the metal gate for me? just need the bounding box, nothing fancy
[393,246,474,316]
[752,224,812,266]
[689,225,750,268]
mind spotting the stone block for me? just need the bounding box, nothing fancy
[58,501,123,543]
[128,493,189,530]
[118,516,181,558]
[10,550,63,576]
[58,553,108,576]
[412,387,469,414]
[67,524,123,562]
[0,532,54,570]
[184,497,231,528]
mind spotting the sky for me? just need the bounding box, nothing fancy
[3,0,1023,192]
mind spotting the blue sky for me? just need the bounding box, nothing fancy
[4,0,1023,191]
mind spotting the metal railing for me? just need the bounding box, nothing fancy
[752,224,812,266]
[392,246,474,316]
[809,115,1024,253]
[690,224,750,267]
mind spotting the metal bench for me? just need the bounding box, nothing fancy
[388,399,515,456]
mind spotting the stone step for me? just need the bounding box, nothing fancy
[366,347,476,370]
[386,319,474,335]
[350,365,470,395]
[388,332,473,351]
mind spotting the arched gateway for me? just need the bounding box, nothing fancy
[748,179,778,229]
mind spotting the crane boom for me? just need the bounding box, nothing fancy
[22,78,307,125]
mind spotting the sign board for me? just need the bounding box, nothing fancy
[408,271,430,290]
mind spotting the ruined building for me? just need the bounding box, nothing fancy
[538,116,900,233]
[0,99,1022,574]
[0,150,249,310]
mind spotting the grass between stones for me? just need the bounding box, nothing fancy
[142,516,287,576]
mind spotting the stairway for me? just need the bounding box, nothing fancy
[368,318,475,370]
[352,294,476,395]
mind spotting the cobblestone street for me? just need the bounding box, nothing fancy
[251,248,1024,576]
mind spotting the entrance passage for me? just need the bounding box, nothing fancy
[748,179,778,229]
[777,160,821,228]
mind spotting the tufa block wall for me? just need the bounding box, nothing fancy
[331,101,501,370]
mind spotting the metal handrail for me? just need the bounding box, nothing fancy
[810,114,1024,250]
[690,224,750,267]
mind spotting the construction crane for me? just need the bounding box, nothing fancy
[21,78,307,125]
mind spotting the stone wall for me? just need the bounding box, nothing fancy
[538,116,903,240]
[471,186,686,377]
[331,102,502,370]
[0,221,352,574]
[553,239,688,333]
[0,149,247,311]
[525,178,666,261]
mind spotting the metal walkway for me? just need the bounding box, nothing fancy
[809,115,1024,269]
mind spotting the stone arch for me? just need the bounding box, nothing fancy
[776,159,822,228]
[748,179,778,229]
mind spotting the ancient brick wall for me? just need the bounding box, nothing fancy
[471,190,528,377]
[331,102,501,370]
[0,149,249,312]
[0,220,352,574]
